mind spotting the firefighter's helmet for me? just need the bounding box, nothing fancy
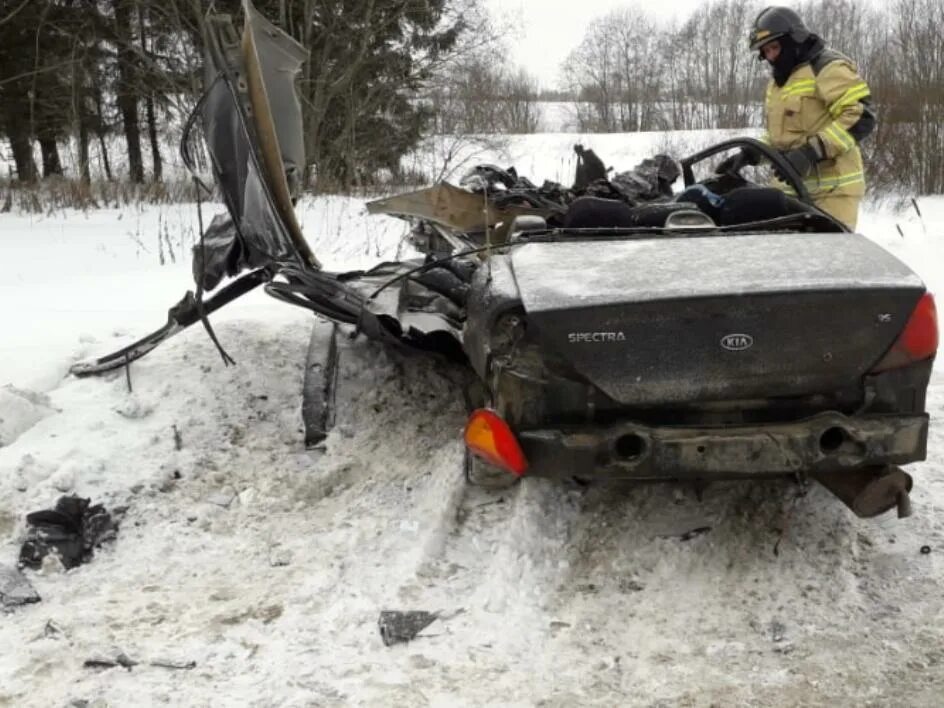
[749,6,811,51]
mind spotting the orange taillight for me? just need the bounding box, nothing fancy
[463,409,528,476]
[871,293,938,372]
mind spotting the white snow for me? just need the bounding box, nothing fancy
[0,135,943,707]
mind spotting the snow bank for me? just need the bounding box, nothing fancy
[0,133,942,706]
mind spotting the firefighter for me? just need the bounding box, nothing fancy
[717,6,876,229]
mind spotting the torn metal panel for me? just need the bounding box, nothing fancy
[240,0,314,265]
[365,182,554,242]
[199,1,317,268]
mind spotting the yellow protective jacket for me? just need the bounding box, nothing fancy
[762,51,871,199]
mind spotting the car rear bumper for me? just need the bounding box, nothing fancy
[518,412,929,480]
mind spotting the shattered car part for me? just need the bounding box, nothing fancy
[810,465,914,518]
[302,320,340,447]
[83,653,138,671]
[82,653,196,671]
[378,610,438,646]
[198,0,315,268]
[19,496,118,570]
[365,181,560,244]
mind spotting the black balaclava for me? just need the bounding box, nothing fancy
[768,36,800,86]
[766,34,826,87]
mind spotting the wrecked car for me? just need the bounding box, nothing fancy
[72,0,937,520]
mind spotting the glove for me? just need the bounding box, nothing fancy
[773,141,823,181]
[715,145,762,175]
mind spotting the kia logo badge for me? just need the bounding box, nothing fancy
[721,333,754,351]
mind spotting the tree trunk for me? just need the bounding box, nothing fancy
[78,114,91,186]
[145,94,162,182]
[138,4,162,182]
[3,87,38,182]
[93,87,114,182]
[9,132,38,183]
[38,137,63,177]
[114,0,144,183]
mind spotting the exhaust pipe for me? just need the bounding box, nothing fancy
[811,466,913,519]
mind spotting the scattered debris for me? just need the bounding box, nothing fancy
[172,424,183,451]
[149,659,197,670]
[83,652,137,670]
[652,515,715,541]
[378,610,438,646]
[679,526,712,542]
[83,652,196,671]
[0,563,41,609]
[770,620,787,643]
[18,495,118,570]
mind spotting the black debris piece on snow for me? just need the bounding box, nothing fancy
[18,495,118,570]
[82,652,196,671]
[0,563,41,609]
[83,653,138,670]
[679,526,712,542]
[149,659,198,670]
[378,610,438,646]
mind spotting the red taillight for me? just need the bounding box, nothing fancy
[463,409,528,476]
[871,293,938,372]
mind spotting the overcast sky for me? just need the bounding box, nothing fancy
[485,0,729,89]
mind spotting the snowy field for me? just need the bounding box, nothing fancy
[1,132,943,706]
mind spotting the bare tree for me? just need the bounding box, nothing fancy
[498,68,541,133]
[869,0,944,195]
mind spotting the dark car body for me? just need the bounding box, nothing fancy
[462,232,932,486]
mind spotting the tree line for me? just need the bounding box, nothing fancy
[1,0,941,196]
[0,0,492,192]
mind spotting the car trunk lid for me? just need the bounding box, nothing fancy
[511,232,926,405]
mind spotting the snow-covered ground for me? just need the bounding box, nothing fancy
[1,134,943,706]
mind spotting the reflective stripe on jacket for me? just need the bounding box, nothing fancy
[762,56,870,198]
